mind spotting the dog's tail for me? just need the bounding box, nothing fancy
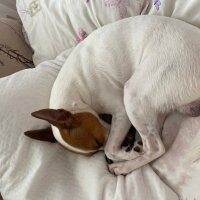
[186,130,200,163]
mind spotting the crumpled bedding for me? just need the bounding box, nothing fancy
[0,49,178,200]
[1,0,200,200]
[1,31,200,199]
[16,0,149,65]
[152,113,200,199]
[16,0,200,66]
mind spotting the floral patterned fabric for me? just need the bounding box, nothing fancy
[17,0,200,66]
[16,0,150,65]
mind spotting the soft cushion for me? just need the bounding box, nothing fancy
[0,0,19,19]
[148,0,200,28]
[16,0,200,66]
[16,0,149,65]
[0,18,33,77]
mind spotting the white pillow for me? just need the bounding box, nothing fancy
[148,0,200,28]
[16,0,149,65]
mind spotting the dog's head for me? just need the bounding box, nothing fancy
[25,109,108,155]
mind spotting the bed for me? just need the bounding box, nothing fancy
[1,0,200,199]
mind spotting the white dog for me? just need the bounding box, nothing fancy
[29,15,200,175]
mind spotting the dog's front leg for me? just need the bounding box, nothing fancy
[108,134,165,175]
[108,114,166,175]
[108,81,167,174]
[104,113,137,161]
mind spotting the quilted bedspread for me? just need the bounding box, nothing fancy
[0,37,200,200]
[1,0,200,199]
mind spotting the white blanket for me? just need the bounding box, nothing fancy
[0,49,178,200]
[1,0,200,197]
[1,24,200,199]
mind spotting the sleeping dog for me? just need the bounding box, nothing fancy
[25,15,200,175]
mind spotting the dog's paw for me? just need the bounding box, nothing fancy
[105,150,120,161]
[105,140,144,162]
[132,140,143,153]
[106,148,141,161]
[108,162,132,176]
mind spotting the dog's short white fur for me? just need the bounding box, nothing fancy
[50,15,200,175]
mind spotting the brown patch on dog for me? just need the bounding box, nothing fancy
[24,127,57,143]
[25,109,107,155]
[58,112,106,151]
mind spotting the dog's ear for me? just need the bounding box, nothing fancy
[31,108,78,128]
[24,127,57,143]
